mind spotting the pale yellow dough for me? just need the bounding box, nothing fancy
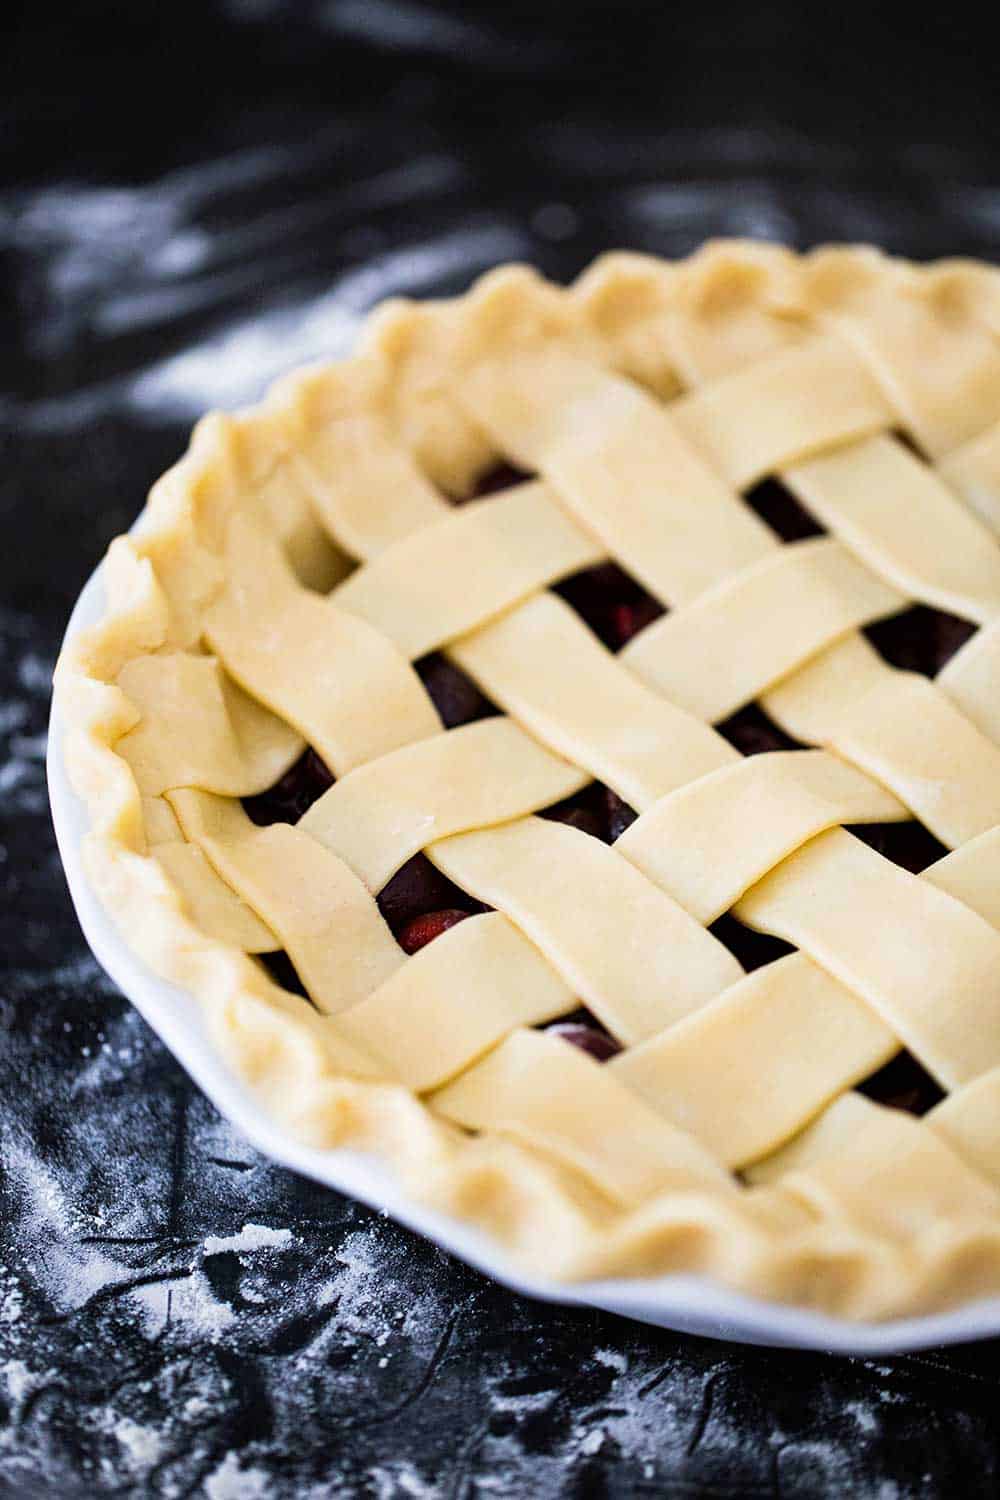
[56,242,1000,1320]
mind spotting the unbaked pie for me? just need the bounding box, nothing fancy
[57,241,1000,1320]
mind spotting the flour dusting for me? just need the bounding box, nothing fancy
[204,1450,273,1499]
[203,1224,295,1256]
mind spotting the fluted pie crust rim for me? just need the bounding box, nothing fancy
[55,241,1000,1321]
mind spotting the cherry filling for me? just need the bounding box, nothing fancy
[858,1051,944,1116]
[865,604,976,677]
[846,820,948,875]
[716,703,804,758]
[555,561,665,651]
[259,949,310,999]
[416,654,499,728]
[243,747,334,826]
[545,1020,623,1063]
[377,854,488,936]
[709,914,794,973]
[743,478,825,542]
[396,907,470,955]
[543,1007,623,1062]
[461,461,535,502]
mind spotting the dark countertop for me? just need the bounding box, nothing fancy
[3,5,1000,1495]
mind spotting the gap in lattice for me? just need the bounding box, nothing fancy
[864,604,976,677]
[846,821,949,876]
[457,460,536,504]
[742,477,826,542]
[858,1050,945,1117]
[243,747,334,826]
[715,702,806,758]
[416,653,502,728]
[554,561,666,651]
[708,915,795,973]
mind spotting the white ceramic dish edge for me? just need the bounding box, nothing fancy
[47,556,1000,1353]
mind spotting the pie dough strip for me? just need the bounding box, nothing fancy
[144,795,279,953]
[295,413,451,558]
[922,826,1000,931]
[620,538,907,723]
[783,435,1000,625]
[796,253,1000,457]
[204,512,441,773]
[449,592,736,811]
[299,717,588,891]
[610,954,895,1169]
[747,1094,1000,1243]
[428,816,743,1046]
[330,481,603,660]
[169,790,403,1015]
[615,750,905,926]
[251,455,353,593]
[153,841,279,954]
[430,1027,733,1207]
[763,636,1000,847]
[609,804,1000,1170]
[734,826,1000,1090]
[937,619,1000,747]
[927,1068,1000,1189]
[666,334,894,490]
[336,913,574,1092]
[938,418,1000,538]
[115,651,304,798]
[459,347,775,606]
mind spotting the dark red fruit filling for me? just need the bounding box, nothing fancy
[544,1008,622,1063]
[397,907,470,955]
[858,1051,944,1116]
[259,950,310,1000]
[243,748,334,826]
[708,914,794,973]
[865,604,976,676]
[416,654,499,729]
[460,461,534,502]
[546,1022,623,1063]
[612,596,665,648]
[847,820,948,875]
[716,703,804,757]
[377,853,487,935]
[538,783,639,844]
[743,478,825,542]
[555,562,665,651]
[604,787,638,842]
[539,783,608,841]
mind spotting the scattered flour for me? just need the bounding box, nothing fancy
[593,1346,627,1375]
[0,1277,23,1324]
[203,1224,294,1257]
[204,1450,273,1499]
[845,1399,881,1436]
[6,1142,240,1341]
[0,1359,38,1406]
[366,1460,440,1499]
[94,1409,165,1473]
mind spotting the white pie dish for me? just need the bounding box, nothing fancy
[49,551,1000,1354]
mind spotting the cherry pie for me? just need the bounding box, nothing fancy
[57,242,1000,1319]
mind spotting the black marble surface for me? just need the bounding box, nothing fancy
[4,4,1000,1495]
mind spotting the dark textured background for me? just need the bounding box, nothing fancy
[4,4,1000,1495]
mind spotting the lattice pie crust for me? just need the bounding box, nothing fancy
[56,242,1000,1319]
